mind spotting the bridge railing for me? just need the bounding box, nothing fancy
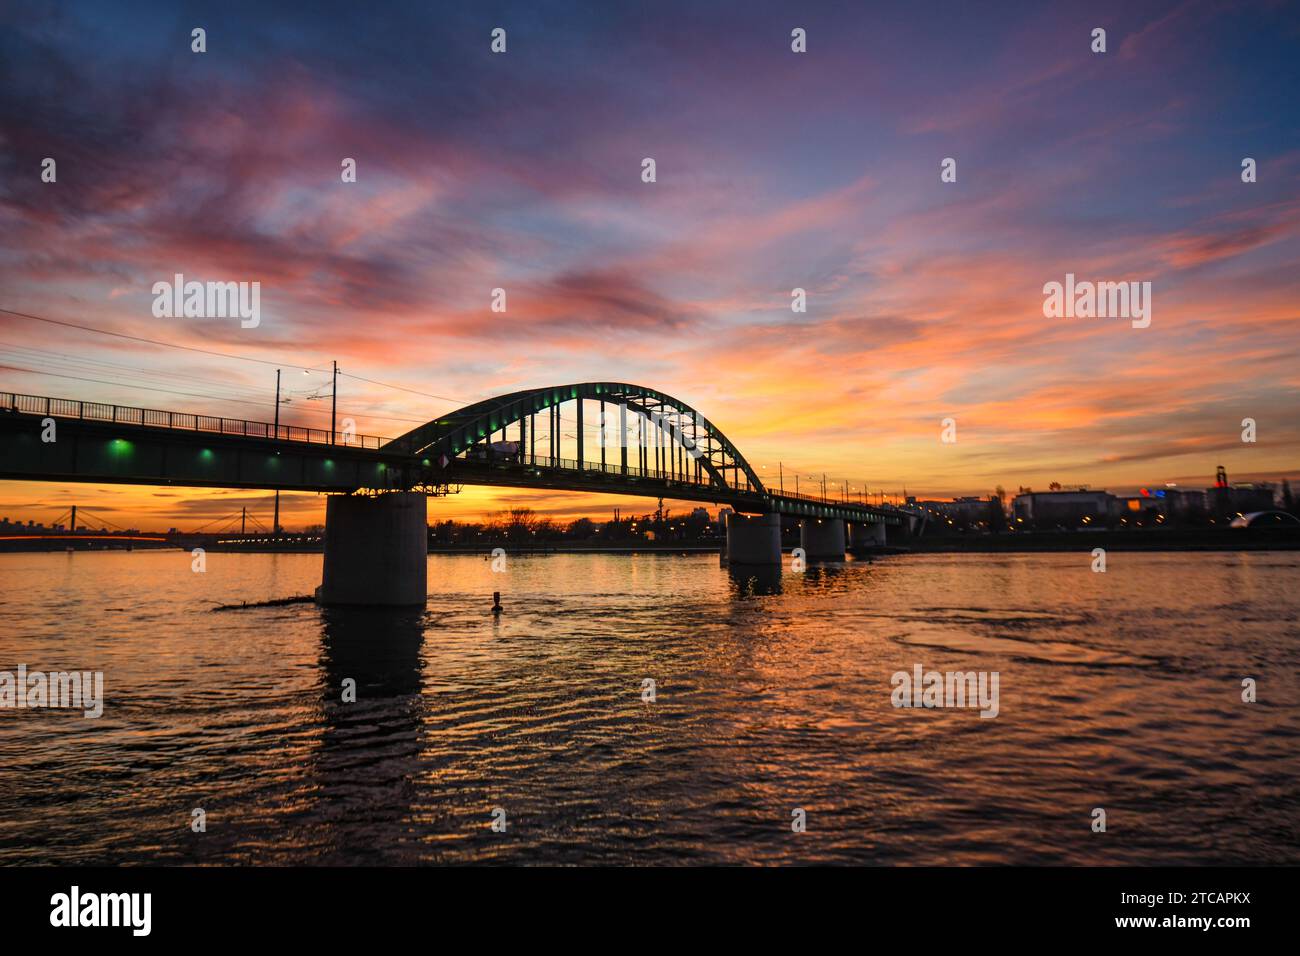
[501,453,719,489]
[467,454,880,503]
[504,455,889,512]
[0,391,396,450]
[775,488,885,508]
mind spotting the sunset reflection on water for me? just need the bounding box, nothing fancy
[1,550,1296,865]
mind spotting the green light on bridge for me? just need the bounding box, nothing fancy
[109,439,133,458]
[198,448,213,462]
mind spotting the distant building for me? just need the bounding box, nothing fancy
[1227,483,1276,515]
[1111,493,1164,525]
[1208,465,1275,517]
[909,496,1001,531]
[946,496,991,520]
[1013,490,1113,529]
[914,497,987,520]
[1162,488,1205,515]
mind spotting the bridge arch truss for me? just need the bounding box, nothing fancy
[385,382,768,499]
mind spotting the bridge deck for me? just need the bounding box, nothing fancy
[0,390,903,524]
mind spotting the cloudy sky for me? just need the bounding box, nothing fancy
[1,0,1297,528]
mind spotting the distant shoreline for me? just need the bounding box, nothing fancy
[1,528,1295,555]
[902,528,1299,553]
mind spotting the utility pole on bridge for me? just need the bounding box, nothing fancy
[274,369,281,535]
[330,360,338,446]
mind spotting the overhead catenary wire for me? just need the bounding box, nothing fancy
[0,306,481,424]
[0,364,295,409]
[0,307,601,424]
[2,307,469,405]
[338,371,465,406]
[0,364,442,429]
[0,341,284,401]
[0,307,325,371]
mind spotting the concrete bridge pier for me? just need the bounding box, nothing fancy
[800,518,846,562]
[724,512,782,566]
[316,492,427,606]
[850,521,888,550]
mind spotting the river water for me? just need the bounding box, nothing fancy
[1,550,1297,865]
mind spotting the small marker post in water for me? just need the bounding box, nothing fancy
[491,591,503,616]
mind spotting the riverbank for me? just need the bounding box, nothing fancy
[904,527,1299,552]
[426,541,723,555]
[8,528,1293,555]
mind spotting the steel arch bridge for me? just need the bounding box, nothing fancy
[0,384,904,526]
[385,382,900,525]
[390,382,761,490]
